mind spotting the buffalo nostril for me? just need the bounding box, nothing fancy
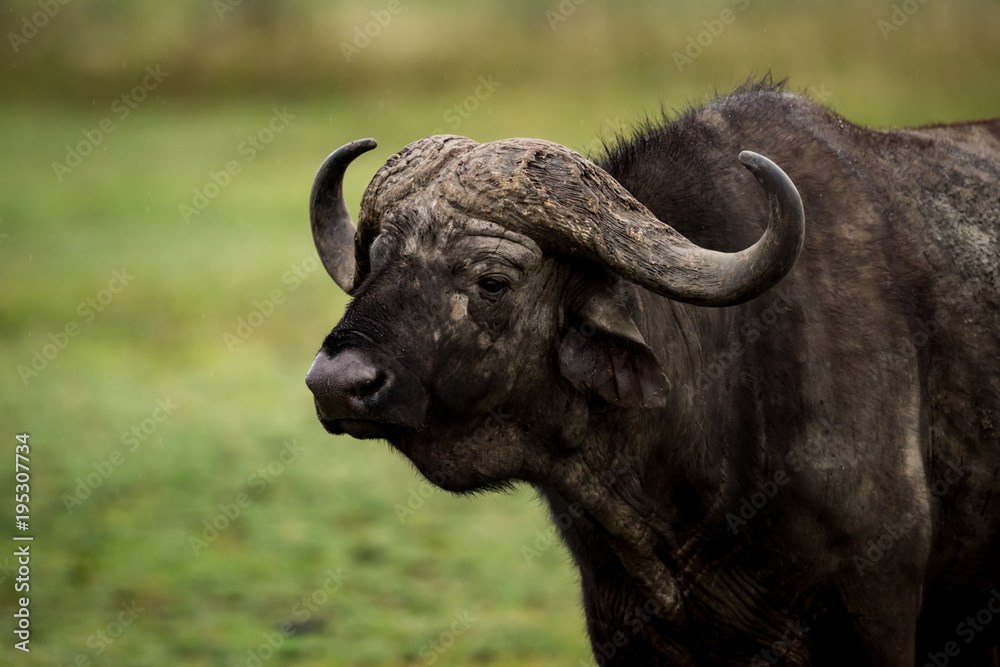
[306,350,391,422]
[306,347,427,431]
[350,372,386,400]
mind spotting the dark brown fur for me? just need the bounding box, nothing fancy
[307,81,1000,665]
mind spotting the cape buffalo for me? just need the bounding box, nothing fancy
[304,80,1000,666]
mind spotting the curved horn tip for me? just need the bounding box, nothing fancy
[323,138,378,167]
[313,139,378,188]
[735,148,805,287]
[345,137,378,153]
[737,151,802,203]
[310,138,378,295]
[737,150,772,174]
[737,150,803,214]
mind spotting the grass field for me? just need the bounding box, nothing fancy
[0,97,601,666]
[2,1,1000,665]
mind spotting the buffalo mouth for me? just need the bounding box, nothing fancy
[306,348,429,442]
[317,415,403,441]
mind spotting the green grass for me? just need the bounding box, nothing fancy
[0,96,600,666]
[2,1,1000,664]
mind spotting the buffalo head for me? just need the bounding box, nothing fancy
[305,134,803,492]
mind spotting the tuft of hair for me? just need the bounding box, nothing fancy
[590,74,791,171]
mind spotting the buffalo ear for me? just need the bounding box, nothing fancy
[558,292,670,408]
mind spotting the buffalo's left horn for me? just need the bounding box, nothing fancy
[441,139,804,307]
[310,138,377,294]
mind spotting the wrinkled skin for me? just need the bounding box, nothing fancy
[306,82,1000,666]
[320,215,572,488]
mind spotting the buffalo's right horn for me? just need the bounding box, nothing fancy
[310,138,377,294]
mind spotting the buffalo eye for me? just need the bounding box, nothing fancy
[477,276,508,297]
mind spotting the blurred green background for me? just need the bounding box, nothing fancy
[2,1,998,664]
